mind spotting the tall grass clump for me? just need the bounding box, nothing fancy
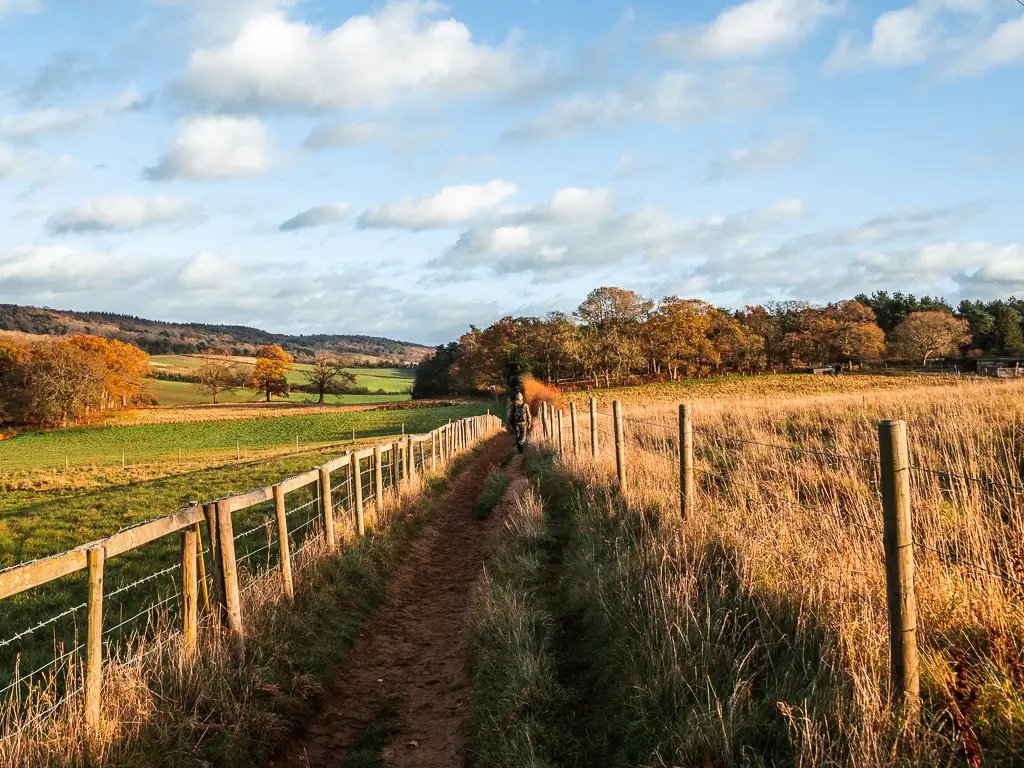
[529,378,1024,766]
[470,487,566,768]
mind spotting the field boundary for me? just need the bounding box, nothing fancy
[536,397,1024,708]
[0,412,503,755]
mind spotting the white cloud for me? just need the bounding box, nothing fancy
[824,0,991,73]
[613,151,652,180]
[505,67,787,141]
[0,144,21,179]
[279,203,350,231]
[0,245,153,293]
[435,188,806,278]
[0,86,144,142]
[181,2,519,111]
[950,16,1024,76]
[178,251,246,291]
[709,132,809,178]
[658,0,840,60]
[47,195,199,234]
[358,180,518,230]
[303,122,383,150]
[146,116,271,181]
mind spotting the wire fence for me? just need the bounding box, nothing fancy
[0,412,492,749]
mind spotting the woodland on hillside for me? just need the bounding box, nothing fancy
[414,287,1023,397]
[0,304,428,363]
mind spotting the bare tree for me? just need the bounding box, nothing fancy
[196,361,239,404]
[303,350,356,403]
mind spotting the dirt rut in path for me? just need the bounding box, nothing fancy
[273,434,517,768]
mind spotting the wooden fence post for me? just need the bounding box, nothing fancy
[879,419,920,705]
[431,430,437,471]
[570,402,578,455]
[192,515,210,615]
[374,445,384,507]
[418,440,425,473]
[390,442,399,489]
[352,452,365,536]
[557,410,564,454]
[204,502,226,621]
[613,400,626,492]
[320,466,335,552]
[679,404,693,520]
[406,438,414,479]
[541,405,548,441]
[85,545,104,750]
[216,498,245,664]
[273,484,294,603]
[182,528,198,657]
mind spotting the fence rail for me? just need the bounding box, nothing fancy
[537,397,1024,708]
[0,412,502,752]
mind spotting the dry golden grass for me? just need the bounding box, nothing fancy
[564,372,966,409]
[550,377,1024,764]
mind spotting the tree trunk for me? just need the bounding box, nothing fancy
[318,387,325,404]
[265,382,271,402]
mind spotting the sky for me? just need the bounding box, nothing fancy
[0,0,1022,346]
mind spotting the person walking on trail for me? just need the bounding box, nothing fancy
[507,391,532,452]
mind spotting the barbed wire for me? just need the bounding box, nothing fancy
[285,495,320,518]
[913,539,1024,591]
[233,520,272,542]
[694,428,879,466]
[694,466,887,535]
[102,590,182,640]
[105,562,181,601]
[909,465,1024,494]
[0,683,82,744]
[0,602,88,651]
[0,642,83,701]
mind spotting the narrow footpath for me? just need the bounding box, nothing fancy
[272,433,519,768]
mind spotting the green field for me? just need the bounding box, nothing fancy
[0,402,482,471]
[148,379,412,406]
[148,355,414,405]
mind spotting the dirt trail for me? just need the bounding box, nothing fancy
[272,433,521,768]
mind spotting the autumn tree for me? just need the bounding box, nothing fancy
[648,298,721,379]
[889,311,971,365]
[250,344,294,402]
[196,360,239,404]
[576,287,652,384]
[303,350,356,403]
[65,335,150,408]
[23,341,108,426]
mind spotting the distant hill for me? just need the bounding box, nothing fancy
[0,304,433,363]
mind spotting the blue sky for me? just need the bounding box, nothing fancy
[0,0,1021,345]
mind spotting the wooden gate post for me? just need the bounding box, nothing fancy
[182,529,198,657]
[374,445,384,507]
[590,398,598,457]
[352,452,365,536]
[85,545,104,749]
[613,400,626,492]
[320,466,336,551]
[273,484,294,603]
[879,419,920,705]
[570,402,578,455]
[216,498,245,664]
[679,404,694,519]
[204,502,226,621]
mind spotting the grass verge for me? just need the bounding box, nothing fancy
[475,472,512,520]
[469,483,566,768]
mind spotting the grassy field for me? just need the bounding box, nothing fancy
[148,379,411,407]
[562,372,964,407]
[148,355,414,405]
[479,377,1024,766]
[0,401,473,472]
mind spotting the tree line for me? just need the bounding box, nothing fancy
[413,287,1023,397]
[0,335,151,426]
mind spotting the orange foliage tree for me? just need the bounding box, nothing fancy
[66,335,151,407]
[249,344,294,402]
